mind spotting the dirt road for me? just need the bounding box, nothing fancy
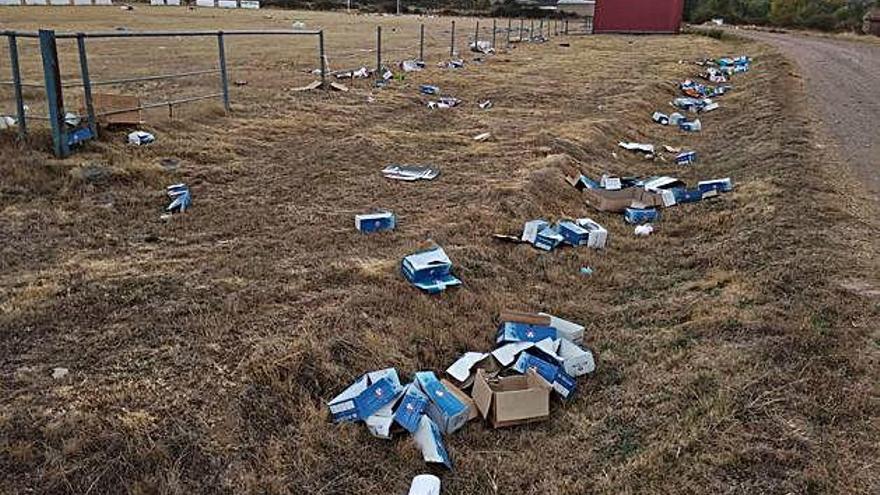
[734,30,880,200]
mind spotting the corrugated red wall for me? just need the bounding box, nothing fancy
[593,0,685,34]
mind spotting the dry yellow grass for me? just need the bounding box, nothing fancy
[1,6,879,495]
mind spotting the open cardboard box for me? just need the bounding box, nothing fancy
[472,369,550,428]
[582,186,665,213]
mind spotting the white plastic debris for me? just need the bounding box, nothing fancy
[0,115,16,130]
[51,367,69,379]
[618,141,654,154]
[478,99,493,109]
[634,224,654,236]
[128,131,155,146]
[408,474,441,495]
[473,132,491,142]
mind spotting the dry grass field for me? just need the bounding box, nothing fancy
[1,7,879,495]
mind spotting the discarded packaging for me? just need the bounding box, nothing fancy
[472,369,550,428]
[408,475,441,495]
[521,220,563,251]
[618,141,655,155]
[679,119,702,132]
[414,371,469,434]
[413,415,452,468]
[327,368,403,423]
[355,210,395,233]
[470,40,495,54]
[293,80,322,92]
[624,207,659,225]
[634,224,654,236]
[401,60,426,72]
[128,130,155,146]
[473,132,491,142]
[401,246,461,293]
[329,82,350,92]
[652,111,669,125]
[427,97,462,109]
[675,151,698,165]
[478,100,493,110]
[393,383,429,433]
[580,266,593,276]
[382,164,440,181]
[166,184,191,213]
[420,84,440,95]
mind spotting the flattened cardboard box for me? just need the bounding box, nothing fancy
[582,187,665,213]
[472,369,550,428]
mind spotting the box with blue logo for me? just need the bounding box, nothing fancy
[698,177,734,194]
[401,246,461,294]
[393,383,429,433]
[513,352,577,400]
[413,415,452,469]
[327,368,402,423]
[355,210,395,233]
[624,207,660,225]
[556,220,590,247]
[414,371,469,434]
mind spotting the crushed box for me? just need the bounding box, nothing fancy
[414,371,469,434]
[327,368,402,423]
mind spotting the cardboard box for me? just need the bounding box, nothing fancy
[445,352,498,389]
[355,210,395,233]
[393,383,429,433]
[624,207,660,225]
[327,368,402,423]
[414,371,469,434]
[472,369,550,428]
[513,351,577,400]
[557,338,595,377]
[413,415,452,468]
[496,320,557,344]
[573,218,608,249]
[582,186,664,213]
[401,246,461,294]
[441,379,479,421]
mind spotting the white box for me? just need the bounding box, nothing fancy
[240,0,259,8]
[195,0,214,6]
[218,0,235,7]
[49,0,70,5]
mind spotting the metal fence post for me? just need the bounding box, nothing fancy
[217,31,230,113]
[376,25,382,73]
[474,20,479,46]
[565,18,569,35]
[319,30,326,88]
[507,18,511,48]
[492,19,497,48]
[530,19,534,41]
[419,24,424,61]
[76,33,98,140]
[539,18,543,39]
[450,20,455,57]
[7,33,27,140]
[520,18,524,42]
[38,29,68,158]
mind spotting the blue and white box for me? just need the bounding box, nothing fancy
[496,321,558,344]
[401,246,461,294]
[166,184,192,213]
[557,221,590,247]
[414,371,469,435]
[513,353,559,384]
[413,415,452,469]
[327,368,402,423]
[355,210,395,233]
[574,218,608,249]
[393,383,429,433]
[624,207,660,225]
[675,151,698,165]
[535,226,564,251]
[673,188,705,204]
[557,338,595,377]
[698,177,734,194]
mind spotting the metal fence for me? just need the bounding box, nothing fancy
[1,16,586,158]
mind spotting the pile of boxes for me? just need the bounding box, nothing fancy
[520,218,608,252]
[327,311,596,468]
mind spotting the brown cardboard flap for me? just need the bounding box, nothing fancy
[441,379,479,422]
[498,310,552,326]
[583,187,665,212]
[493,388,550,423]
[471,370,493,420]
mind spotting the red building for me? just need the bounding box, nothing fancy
[593,0,685,34]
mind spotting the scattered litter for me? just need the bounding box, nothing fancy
[675,151,697,165]
[663,145,681,153]
[401,245,461,293]
[292,21,306,29]
[652,111,669,125]
[678,119,702,132]
[336,67,371,79]
[624,207,659,224]
[634,224,654,236]
[234,80,248,86]
[382,164,440,181]
[491,234,523,244]
[427,97,461,109]
[128,131,155,146]
[166,184,191,213]
[64,112,81,127]
[672,97,714,113]
[518,218,606,252]
[469,40,495,54]
[439,59,465,69]
[669,112,686,126]
[473,132,491,142]
[355,210,395,233]
[408,474,441,495]
[618,141,655,155]
[478,99,493,110]
[420,84,440,95]
[401,60,426,72]
[292,80,322,92]
[558,42,570,47]
[579,266,594,276]
[681,79,730,98]
[0,115,17,130]
[329,82,350,92]
[51,367,69,379]
[120,4,133,10]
